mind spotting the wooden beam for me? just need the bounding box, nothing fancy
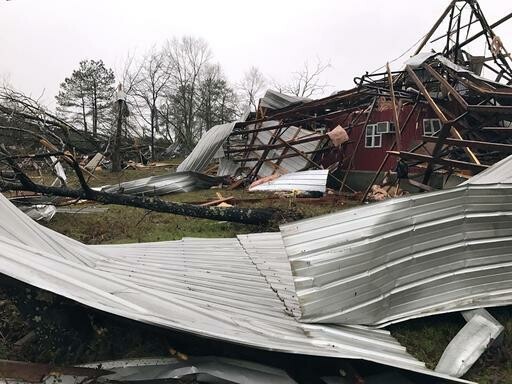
[457,11,512,50]
[481,127,512,132]
[450,127,480,164]
[387,63,402,150]
[340,97,377,191]
[423,64,468,108]
[225,133,328,154]
[406,65,449,124]
[389,151,488,172]
[467,105,512,114]
[422,135,512,153]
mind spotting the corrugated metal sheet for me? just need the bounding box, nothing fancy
[177,122,236,172]
[259,90,310,111]
[0,193,469,382]
[280,183,512,327]
[237,232,302,317]
[17,204,57,222]
[248,170,329,193]
[463,154,512,185]
[100,171,223,196]
[217,157,240,177]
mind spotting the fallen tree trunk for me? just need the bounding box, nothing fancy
[0,178,286,225]
[0,149,294,226]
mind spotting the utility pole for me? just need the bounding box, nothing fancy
[112,83,127,172]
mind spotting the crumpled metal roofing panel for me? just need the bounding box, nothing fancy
[0,194,468,382]
[248,170,329,193]
[177,122,236,172]
[259,89,310,111]
[463,154,512,185]
[280,183,512,327]
[100,171,223,196]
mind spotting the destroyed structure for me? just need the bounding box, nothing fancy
[175,0,512,200]
[1,1,512,383]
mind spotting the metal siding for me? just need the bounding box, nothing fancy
[280,183,512,327]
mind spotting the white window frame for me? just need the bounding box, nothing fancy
[423,118,442,136]
[365,124,382,148]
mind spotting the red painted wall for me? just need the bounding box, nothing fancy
[315,99,438,172]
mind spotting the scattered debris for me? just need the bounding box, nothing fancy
[0,359,112,383]
[0,1,511,382]
[0,356,299,384]
[199,193,234,207]
[83,356,299,384]
[83,152,105,172]
[17,204,57,222]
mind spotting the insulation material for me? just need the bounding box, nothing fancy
[327,125,349,147]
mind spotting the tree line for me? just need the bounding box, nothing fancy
[54,36,330,160]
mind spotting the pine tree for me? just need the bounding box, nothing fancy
[56,60,115,136]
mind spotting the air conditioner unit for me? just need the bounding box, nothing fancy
[376,121,395,134]
[376,122,390,134]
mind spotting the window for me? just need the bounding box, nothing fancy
[423,118,442,136]
[365,124,382,148]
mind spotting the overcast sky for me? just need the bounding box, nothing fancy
[1,0,510,108]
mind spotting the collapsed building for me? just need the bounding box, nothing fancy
[176,0,512,199]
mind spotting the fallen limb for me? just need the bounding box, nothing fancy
[0,178,286,225]
[0,150,292,225]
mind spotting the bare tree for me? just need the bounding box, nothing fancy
[238,66,266,112]
[0,86,99,151]
[197,64,238,131]
[130,46,173,160]
[164,36,212,151]
[274,58,331,98]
